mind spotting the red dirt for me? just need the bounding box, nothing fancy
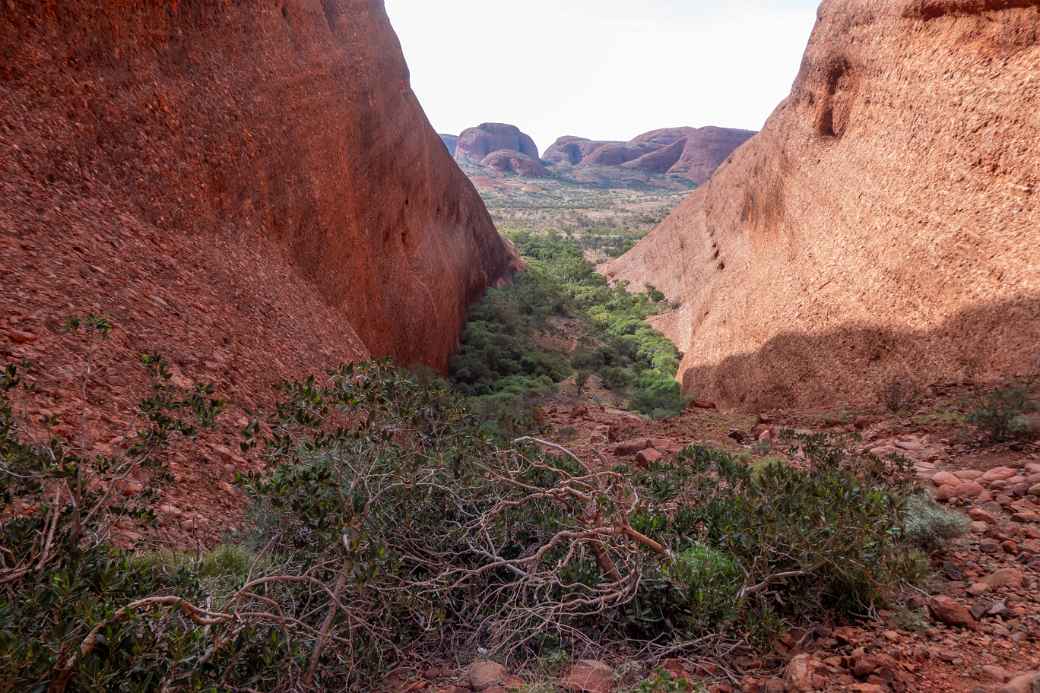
[395,383,1040,692]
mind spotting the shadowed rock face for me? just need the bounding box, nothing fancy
[0,0,518,379]
[542,127,754,185]
[455,123,540,162]
[603,0,1040,409]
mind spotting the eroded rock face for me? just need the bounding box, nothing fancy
[603,0,1040,409]
[543,136,615,166]
[0,0,517,379]
[480,150,549,178]
[455,122,540,162]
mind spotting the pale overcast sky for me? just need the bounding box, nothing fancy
[385,0,820,153]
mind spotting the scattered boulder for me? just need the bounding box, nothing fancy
[561,660,614,693]
[983,567,1025,590]
[936,481,985,502]
[636,448,664,466]
[998,671,1040,693]
[981,664,1011,683]
[982,467,1019,483]
[969,507,997,524]
[615,438,654,456]
[928,596,974,627]
[785,654,825,692]
[468,661,507,691]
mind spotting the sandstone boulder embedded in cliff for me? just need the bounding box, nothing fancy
[603,0,1040,409]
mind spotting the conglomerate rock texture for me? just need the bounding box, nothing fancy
[0,0,517,377]
[603,0,1040,410]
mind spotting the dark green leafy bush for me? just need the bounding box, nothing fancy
[451,232,684,419]
[968,385,1037,442]
[3,358,951,690]
[902,493,969,551]
[625,436,924,633]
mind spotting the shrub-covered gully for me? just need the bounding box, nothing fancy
[451,231,685,429]
[1,315,998,692]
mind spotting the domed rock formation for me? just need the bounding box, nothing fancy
[542,127,754,185]
[480,150,549,178]
[0,0,518,391]
[621,139,687,175]
[664,127,757,184]
[543,136,616,166]
[603,0,1040,410]
[581,142,657,168]
[455,123,540,163]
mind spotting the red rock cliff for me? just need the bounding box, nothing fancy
[0,0,518,379]
[604,0,1040,409]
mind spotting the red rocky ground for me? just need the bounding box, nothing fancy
[386,382,1040,693]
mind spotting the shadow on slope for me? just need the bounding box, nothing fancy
[683,294,1040,410]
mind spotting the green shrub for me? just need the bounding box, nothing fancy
[644,284,666,303]
[629,372,685,420]
[902,493,969,551]
[629,438,923,626]
[451,232,684,420]
[968,386,1037,442]
[664,545,742,629]
[2,357,945,690]
[0,355,291,692]
[634,668,701,692]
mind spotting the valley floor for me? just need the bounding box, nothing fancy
[403,383,1040,692]
[4,177,1038,693]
